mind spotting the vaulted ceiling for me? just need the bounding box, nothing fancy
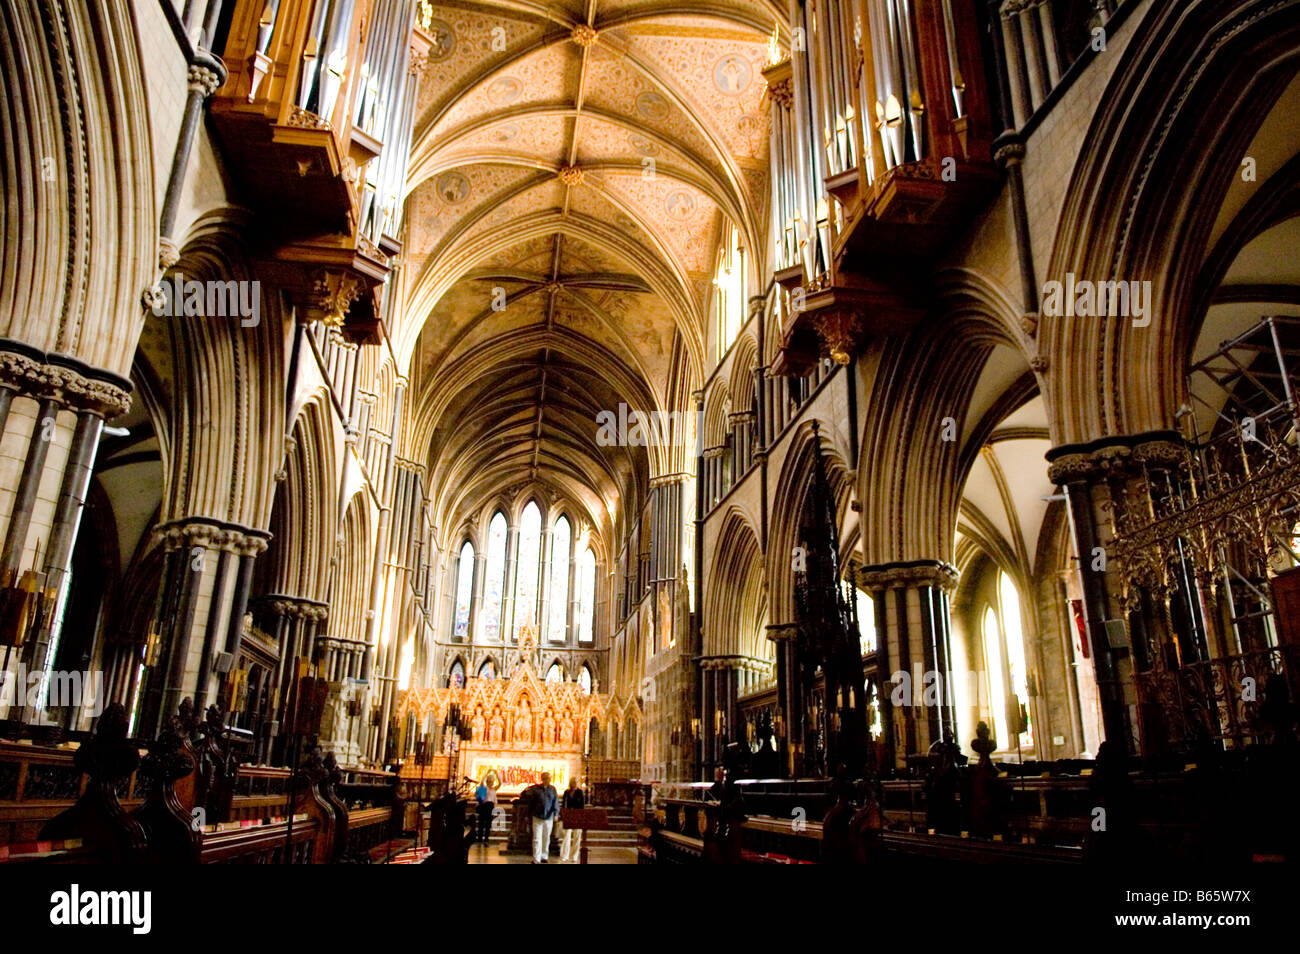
[401,0,782,544]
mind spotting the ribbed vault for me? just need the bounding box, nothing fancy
[401,0,781,555]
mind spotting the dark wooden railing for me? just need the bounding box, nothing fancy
[640,739,1300,864]
[0,702,399,864]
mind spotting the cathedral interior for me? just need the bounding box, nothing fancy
[1,0,1299,886]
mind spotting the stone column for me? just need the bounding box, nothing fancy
[501,522,519,641]
[765,622,801,777]
[566,525,580,646]
[703,447,724,510]
[0,353,130,723]
[265,595,329,763]
[144,520,226,735]
[999,1,1032,126]
[857,560,959,771]
[1046,433,1189,755]
[537,524,553,641]
[471,548,488,644]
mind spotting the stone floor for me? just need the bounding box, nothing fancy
[465,841,637,864]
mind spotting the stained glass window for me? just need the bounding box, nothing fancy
[511,501,542,637]
[547,516,571,642]
[545,662,563,683]
[478,658,496,680]
[579,665,592,694]
[448,659,465,688]
[482,511,507,640]
[453,540,474,639]
[577,546,596,643]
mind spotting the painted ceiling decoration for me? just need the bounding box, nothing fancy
[403,0,784,553]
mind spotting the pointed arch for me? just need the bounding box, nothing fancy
[1043,0,1300,443]
[768,421,853,624]
[704,508,768,661]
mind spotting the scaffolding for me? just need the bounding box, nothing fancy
[1180,314,1300,650]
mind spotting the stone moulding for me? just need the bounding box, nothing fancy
[856,559,960,593]
[0,342,132,417]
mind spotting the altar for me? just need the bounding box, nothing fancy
[397,623,636,794]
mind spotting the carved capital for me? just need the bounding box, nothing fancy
[994,139,1026,165]
[857,561,959,593]
[1046,452,1095,484]
[63,373,131,417]
[0,350,131,416]
[155,520,224,553]
[765,622,799,642]
[187,64,222,97]
[1128,439,1190,475]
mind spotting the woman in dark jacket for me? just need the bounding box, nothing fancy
[559,777,586,862]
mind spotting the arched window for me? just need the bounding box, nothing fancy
[482,512,507,640]
[999,571,1033,750]
[511,500,542,637]
[478,658,497,680]
[854,586,877,655]
[579,664,593,694]
[545,662,563,684]
[547,516,571,643]
[714,222,746,353]
[453,541,475,639]
[448,659,465,688]
[982,606,1009,746]
[577,546,596,643]
[981,570,1033,752]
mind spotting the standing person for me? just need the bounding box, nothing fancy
[531,771,559,863]
[560,776,586,863]
[474,772,498,845]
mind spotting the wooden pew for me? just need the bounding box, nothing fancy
[1,702,399,864]
[1,738,144,851]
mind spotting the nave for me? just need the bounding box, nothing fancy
[0,0,1298,899]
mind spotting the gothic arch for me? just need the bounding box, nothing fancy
[151,211,289,529]
[858,286,1028,568]
[262,397,337,602]
[702,379,730,450]
[0,0,155,377]
[703,508,768,661]
[331,493,372,641]
[768,421,853,623]
[727,333,759,414]
[1043,0,1300,444]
